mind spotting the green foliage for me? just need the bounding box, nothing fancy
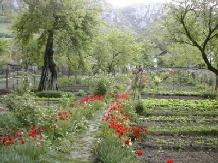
[75,75,83,85]
[84,101,105,119]
[56,139,72,153]
[30,86,39,93]
[201,89,218,99]
[58,75,75,87]
[35,91,73,98]
[0,112,22,132]
[94,128,140,163]
[0,139,45,163]
[164,1,218,80]
[2,92,38,126]
[76,89,86,96]
[122,101,138,123]
[91,29,142,73]
[2,92,59,129]
[93,75,112,96]
[135,101,145,115]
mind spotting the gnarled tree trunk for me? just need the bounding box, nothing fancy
[38,30,58,91]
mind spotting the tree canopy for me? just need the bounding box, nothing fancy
[11,0,101,90]
[91,29,142,73]
[164,0,218,76]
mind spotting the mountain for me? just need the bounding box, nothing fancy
[101,1,164,33]
[0,0,164,34]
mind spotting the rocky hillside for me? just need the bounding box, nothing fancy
[101,1,164,33]
[0,0,164,33]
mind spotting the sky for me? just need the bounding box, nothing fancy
[108,0,169,7]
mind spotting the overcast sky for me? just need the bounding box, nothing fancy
[108,0,169,7]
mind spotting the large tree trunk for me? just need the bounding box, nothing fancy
[215,75,218,91]
[38,30,58,91]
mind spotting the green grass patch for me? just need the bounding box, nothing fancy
[149,126,218,135]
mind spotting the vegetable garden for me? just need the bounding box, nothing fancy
[0,71,218,163]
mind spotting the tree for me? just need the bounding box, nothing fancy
[136,40,154,68]
[164,0,218,90]
[158,43,204,68]
[0,38,10,65]
[15,40,43,69]
[11,0,101,91]
[92,29,142,74]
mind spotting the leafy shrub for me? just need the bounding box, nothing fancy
[75,75,83,84]
[35,91,73,98]
[30,87,39,93]
[0,139,45,163]
[76,89,86,96]
[56,139,72,153]
[58,76,75,87]
[93,75,113,96]
[135,101,145,115]
[94,129,140,163]
[0,112,22,132]
[2,92,40,126]
[2,92,58,129]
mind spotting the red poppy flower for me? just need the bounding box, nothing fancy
[21,139,26,144]
[166,160,174,163]
[136,150,143,156]
[3,136,8,143]
[125,139,130,145]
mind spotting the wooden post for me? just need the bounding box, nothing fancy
[17,68,18,90]
[6,68,8,89]
[33,69,36,86]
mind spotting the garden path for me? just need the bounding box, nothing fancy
[70,108,107,162]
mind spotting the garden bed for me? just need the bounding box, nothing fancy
[139,98,218,163]
[141,93,206,100]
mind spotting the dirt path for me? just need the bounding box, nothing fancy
[70,109,107,162]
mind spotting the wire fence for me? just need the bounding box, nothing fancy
[0,66,216,94]
[0,67,41,90]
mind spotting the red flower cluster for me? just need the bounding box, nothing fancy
[166,160,174,163]
[56,110,73,121]
[28,126,44,140]
[102,92,146,156]
[102,102,130,138]
[128,125,150,140]
[1,126,44,146]
[70,95,104,106]
[54,110,73,129]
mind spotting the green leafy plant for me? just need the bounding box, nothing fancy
[76,89,86,96]
[93,75,113,96]
[135,101,145,115]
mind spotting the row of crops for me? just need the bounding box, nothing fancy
[139,98,218,162]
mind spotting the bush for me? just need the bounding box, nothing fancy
[76,89,86,96]
[58,76,75,87]
[2,92,40,126]
[0,112,22,132]
[135,101,145,115]
[93,76,113,96]
[35,91,68,98]
[30,87,39,93]
[75,75,83,84]
[2,92,59,129]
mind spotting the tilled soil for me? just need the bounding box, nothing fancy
[139,126,218,163]
[139,95,218,163]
